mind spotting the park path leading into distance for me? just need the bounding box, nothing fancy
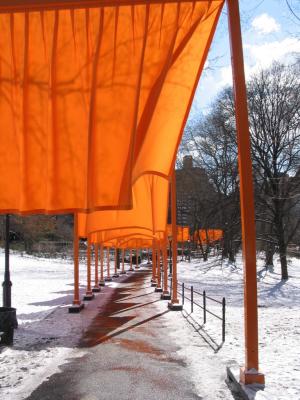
[26,266,202,400]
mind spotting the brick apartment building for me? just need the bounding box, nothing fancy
[168,155,217,230]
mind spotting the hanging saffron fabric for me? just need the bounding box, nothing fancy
[0,1,224,213]
[194,229,223,244]
[78,173,169,238]
[166,224,189,241]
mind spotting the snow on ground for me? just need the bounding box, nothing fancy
[0,250,113,400]
[0,250,299,399]
[168,253,300,400]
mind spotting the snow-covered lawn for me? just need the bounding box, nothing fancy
[0,251,93,400]
[173,253,300,400]
[0,250,299,399]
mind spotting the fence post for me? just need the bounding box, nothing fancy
[182,282,184,305]
[191,286,193,313]
[203,290,206,324]
[170,277,173,298]
[222,297,226,342]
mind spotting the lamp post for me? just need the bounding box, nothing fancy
[1,214,18,343]
[168,238,172,275]
[2,214,12,308]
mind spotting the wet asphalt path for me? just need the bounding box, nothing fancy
[26,267,202,400]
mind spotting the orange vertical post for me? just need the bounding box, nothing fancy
[158,243,161,285]
[227,0,264,385]
[84,238,94,300]
[107,247,110,277]
[121,249,126,274]
[129,248,133,271]
[113,248,119,277]
[162,241,169,296]
[105,247,112,281]
[72,214,80,305]
[99,244,105,286]
[155,242,162,292]
[87,240,92,291]
[69,214,84,312]
[135,248,139,269]
[151,241,157,285]
[94,244,99,286]
[170,171,179,305]
[92,243,100,292]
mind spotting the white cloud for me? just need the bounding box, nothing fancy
[220,65,233,87]
[245,37,300,71]
[251,13,280,35]
[190,36,300,119]
[220,37,300,87]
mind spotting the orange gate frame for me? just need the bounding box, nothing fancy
[0,0,264,386]
[226,0,264,385]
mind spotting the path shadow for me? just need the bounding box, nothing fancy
[120,291,155,301]
[110,299,161,315]
[80,309,169,348]
[80,270,169,348]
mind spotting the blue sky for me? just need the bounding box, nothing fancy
[188,0,300,122]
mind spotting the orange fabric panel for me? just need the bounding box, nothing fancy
[89,229,163,247]
[103,236,156,249]
[132,1,224,181]
[78,173,169,238]
[90,229,161,244]
[0,1,222,13]
[180,226,190,242]
[0,1,223,214]
[166,224,189,241]
[0,7,139,212]
[101,235,165,249]
[194,229,223,244]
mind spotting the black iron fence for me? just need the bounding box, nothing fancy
[168,277,226,342]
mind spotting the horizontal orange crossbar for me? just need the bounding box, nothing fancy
[0,0,222,13]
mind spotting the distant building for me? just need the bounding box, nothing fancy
[168,156,217,229]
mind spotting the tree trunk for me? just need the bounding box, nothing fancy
[228,246,235,263]
[277,219,288,279]
[274,199,288,280]
[265,243,275,269]
[279,241,288,280]
[222,231,235,262]
[198,240,206,261]
[24,238,33,254]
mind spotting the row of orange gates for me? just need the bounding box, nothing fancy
[74,240,227,344]
[71,226,224,306]
[0,0,265,386]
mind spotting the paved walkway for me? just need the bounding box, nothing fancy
[26,265,202,400]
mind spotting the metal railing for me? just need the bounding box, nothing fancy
[168,276,226,342]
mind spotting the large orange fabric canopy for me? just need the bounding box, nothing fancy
[78,173,169,239]
[0,0,223,214]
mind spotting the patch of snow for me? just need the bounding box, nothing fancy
[165,253,300,400]
[0,250,299,399]
[0,250,114,399]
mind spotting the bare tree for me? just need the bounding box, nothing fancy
[184,88,241,262]
[248,61,300,279]
[182,61,300,276]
